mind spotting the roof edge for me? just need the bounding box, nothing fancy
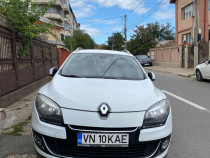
[170,0,175,3]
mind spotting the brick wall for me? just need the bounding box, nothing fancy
[149,46,181,67]
[58,48,72,67]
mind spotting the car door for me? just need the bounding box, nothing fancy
[202,60,210,79]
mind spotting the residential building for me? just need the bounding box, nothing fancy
[32,0,80,46]
[170,0,209,45]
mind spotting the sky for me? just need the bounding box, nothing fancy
[70,0,175,45]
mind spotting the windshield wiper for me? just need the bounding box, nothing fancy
[61,74,82,78]
[101,76,121,79]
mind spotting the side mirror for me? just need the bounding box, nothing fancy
[208,60,210,64]
[148,72,155,81]
[205,60,209,65]
[49,67,57,76]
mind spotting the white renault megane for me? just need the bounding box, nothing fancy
[32,48,172,158]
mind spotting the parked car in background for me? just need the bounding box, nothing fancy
[32,49,172,158]
[195,59,210,81]
[136,55,153,66]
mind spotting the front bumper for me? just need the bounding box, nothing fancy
[32,106,172,158]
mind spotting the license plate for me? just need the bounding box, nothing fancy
[77,133,129,147]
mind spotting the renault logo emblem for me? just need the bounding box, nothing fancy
[100,104,109,114]
[98,103,110,119]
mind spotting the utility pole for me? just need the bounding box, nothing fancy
[194,0,199,67]
[194,0,199,43]
[124,15,127,50]
[112,36,114,50]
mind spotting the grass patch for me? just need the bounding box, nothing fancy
[178,73,195,78]
[20,98,33,101]
[7,115,32,136]
[8,122,27,136]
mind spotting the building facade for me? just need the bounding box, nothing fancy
[170,0,209,45]
[32,0,80,46]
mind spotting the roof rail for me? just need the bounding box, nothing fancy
[122,49,131,54]
[75,47,83,52]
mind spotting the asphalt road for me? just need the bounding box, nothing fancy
[1,71,210,158]
[151,71,210,158]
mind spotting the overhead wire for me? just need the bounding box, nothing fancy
[127,2,164,30]
[126,0,144,15]
[123,0,169,36]
[79,16,123,24]
[71,0,91,7]
[113,17,124,33]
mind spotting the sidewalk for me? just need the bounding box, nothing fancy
[0,89,39,158]
[144,66,195,78]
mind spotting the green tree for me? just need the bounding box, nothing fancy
[147,22,175,41]
[127,26,156,56]
[107,32,124,51]
[64,30,96,51]
[0,0,55,57]
[127,22,175,56]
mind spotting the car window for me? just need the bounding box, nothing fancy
[61,53,145,80]
[137,55,149,60]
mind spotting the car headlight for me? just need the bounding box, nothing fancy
[142,99,170,129]
[35,94,63,125]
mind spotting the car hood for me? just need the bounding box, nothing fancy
[39,74,166,112]
[138,59,150,62]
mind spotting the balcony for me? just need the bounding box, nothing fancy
[64,30,71,37]
[64,17,70,24]
[44,12,64,22]
[63,4,70,14]
[64,23,71,32]
[32,0,63,9]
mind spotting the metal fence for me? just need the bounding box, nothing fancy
[198,41,209,64]
[0,25,59,97]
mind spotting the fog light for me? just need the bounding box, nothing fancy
[33,132,43,146]
[161,139,170,150]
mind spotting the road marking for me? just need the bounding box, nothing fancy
[162,90,208,111]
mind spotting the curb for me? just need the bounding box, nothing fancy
[144,67,194,78]
[0,108,6,122]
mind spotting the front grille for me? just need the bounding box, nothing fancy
[44,136,159,157]
[43,126,160,158]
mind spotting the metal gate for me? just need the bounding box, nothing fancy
[182,46,185,68]
[198,41,209,64]
[188,45,194,68]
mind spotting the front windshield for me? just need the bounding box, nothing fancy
[137,55,149,60]
[61,53,145,80]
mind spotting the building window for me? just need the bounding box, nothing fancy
[209,30,210,40]
[183,33,193,44]
[209,0,210,11]
[64,0,68,5]
[49,7,59,14]
[61,33,65,41]
[183,3,194,19]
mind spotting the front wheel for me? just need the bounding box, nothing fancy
[196,69,203,81]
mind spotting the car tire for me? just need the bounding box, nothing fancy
[149,62,153,66]
[164,154,168,158]
[35,151,44,158]
[196,69,203,81]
